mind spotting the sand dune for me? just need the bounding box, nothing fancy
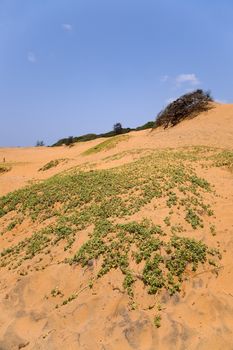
[0,103,232,197]
[0,103,233,349]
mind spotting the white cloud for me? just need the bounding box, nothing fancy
[161,75,169,82]
[27,52,36,63]
[176,73,200,86]
[62,23,73,32]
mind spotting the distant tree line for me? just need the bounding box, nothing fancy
[36,140,45,147]
[52,121,155,147]
[50,89,214,147]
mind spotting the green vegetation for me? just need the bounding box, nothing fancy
[52,122,154,147]
[51,287,63,297]
[1,146,230,320]
[154,315,162,328]
[103,148,154,162]
[0,148,215,225]
[70,220,220,298]
[210,224,216,236]
[211,150,233,171]
[39,158,68,172]
[83,135,131,155]
[136,121,155,131]
[62,293,77,306]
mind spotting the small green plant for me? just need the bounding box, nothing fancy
[210,224,216,236]
[171,224,184,234]
[62,293,77,306]
[164,216,171,226]
[185,208,203,229]
[51,287,63,297]
[6,220,18,231]
[123,272,135,297]
[88,279,94,289]
[154,315,161,328]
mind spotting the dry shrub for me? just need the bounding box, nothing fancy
[155,89,213,128]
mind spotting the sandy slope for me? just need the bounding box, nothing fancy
[0,103,233,349]
[0,103,233,197]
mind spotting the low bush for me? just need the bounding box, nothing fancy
[155,89,213,128]
[0,165,11,174]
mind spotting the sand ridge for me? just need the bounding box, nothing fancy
[0,103,233,197]
[0,103,233,349]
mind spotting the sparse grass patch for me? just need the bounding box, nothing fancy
[39,158,68,172]
[103,149,153,162]
[0,164,11,174]
[211,150,233,171]
[83,135,131,155]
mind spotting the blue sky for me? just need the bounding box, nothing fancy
[0,0,233,146]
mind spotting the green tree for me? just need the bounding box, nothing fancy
[113,123,123,135]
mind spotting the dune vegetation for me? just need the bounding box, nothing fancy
[1,146,230,320]
[38,158,69,172]
[83,134,131,155]
[0,164,11,174]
